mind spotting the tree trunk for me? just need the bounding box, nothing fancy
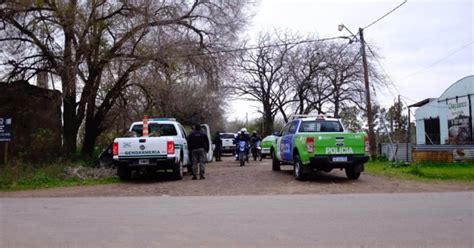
[61,0,79,156]
[334,98,340,118]
[263,104,274,136]
[298,91,304,114]
[81,117,101,157]
[61,41,78,155]
[62,96,78,155]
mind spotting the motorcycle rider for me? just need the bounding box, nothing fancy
[250,130,261,145]
[250,130,262,160]
[234,128,250,161]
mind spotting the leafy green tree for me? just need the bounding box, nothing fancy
[339,106,362,132]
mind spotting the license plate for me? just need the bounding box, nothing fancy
[138,159,149,165]
[332,156,347,162]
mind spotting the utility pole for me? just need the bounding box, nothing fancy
[359,28,376,159]
[246,112,248,127]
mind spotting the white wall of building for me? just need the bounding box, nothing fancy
[415,76,474,145]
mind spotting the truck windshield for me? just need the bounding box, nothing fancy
[131,123,177,137]
[299,121,343,132]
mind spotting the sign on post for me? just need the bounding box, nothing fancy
[0,117,12,164]
[0,117,12,142]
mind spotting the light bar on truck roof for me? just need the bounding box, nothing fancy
[289,114,326,121]
[150,117,176,121]
[288,114,339,122]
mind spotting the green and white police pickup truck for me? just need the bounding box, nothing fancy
[271,115,369,180]
[112,118,212,180]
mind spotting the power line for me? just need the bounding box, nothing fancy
[397,40,474,81]
[364,43,419,126]
[118,35,352,61]
[176,36,351,58]
[365,44,403,99]
[363,0,408,30]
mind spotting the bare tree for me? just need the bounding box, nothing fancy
[287,41,331,115]
[1,0,251,156]
[230,32,294,135]
[319,42,365,117]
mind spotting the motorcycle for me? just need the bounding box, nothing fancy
[238,140,249,166]
[251,141,262,161]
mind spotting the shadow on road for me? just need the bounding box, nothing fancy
[278,168,358,184]
[120,170,194,184]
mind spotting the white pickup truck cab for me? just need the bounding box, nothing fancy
[112,118,212,180]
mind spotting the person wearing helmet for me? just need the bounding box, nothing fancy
[251,130,261,145]
[234,128,250,161]
[250,130,262,161]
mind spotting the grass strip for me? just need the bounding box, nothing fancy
[365,160,474,184]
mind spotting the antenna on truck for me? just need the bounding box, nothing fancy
[288,114,336,121]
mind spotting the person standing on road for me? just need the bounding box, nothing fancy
[213,132,222,162]
[188,124,210,180]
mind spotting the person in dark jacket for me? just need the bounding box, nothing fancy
[234,128,250,161]
[188,124,210,180]
[213,132,222,162]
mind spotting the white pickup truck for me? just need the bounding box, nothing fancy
[112,118,212,180]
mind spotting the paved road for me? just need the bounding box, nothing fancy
[1,192,472,247]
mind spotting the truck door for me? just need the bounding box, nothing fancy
[277,123,291,162]
[178,124,190,165]
[280,121,299,162]
[200,124,213,162]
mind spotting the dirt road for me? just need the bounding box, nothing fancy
[1,156,472,197]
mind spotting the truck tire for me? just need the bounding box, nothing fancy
[173,158,184,180]
[345,166,361,180]
[117,166,131,181]
[293,154,306,181]
[272,150,280,171]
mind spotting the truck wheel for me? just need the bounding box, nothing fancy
[293,154,306,181]
[345,166,361,180]
[272,150,280,171]
[173,158,184,180]
[117,167,131,181]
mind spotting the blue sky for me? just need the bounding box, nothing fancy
[229,0,473,121]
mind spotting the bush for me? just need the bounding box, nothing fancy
[23,128,60,161]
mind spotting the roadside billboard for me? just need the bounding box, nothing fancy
[447,96,471,143]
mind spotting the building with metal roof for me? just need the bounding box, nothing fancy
[409,75,474,161]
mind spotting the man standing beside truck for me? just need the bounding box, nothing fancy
[188,124,210,180]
